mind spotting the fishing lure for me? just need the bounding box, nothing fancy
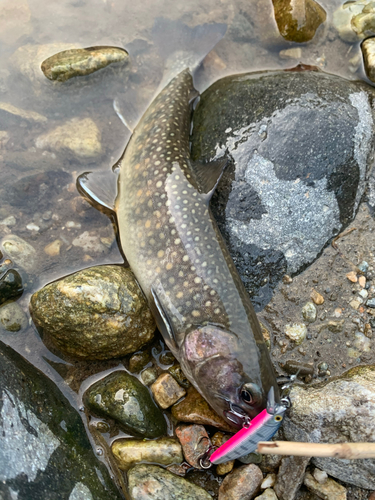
[209,388,288,465]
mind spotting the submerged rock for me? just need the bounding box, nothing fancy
[30,265,155,360]
[127,464,212,500]
[35,117,102,159]
[112,437,183,469]
[272,0,326,43]
[191,69,375,309]
[284,365,375,488]
[0,102,47,123]
[0,341,122,499]
[0,269,23,305]
[1,234,36,273]
[334,1,375,42]
[83,370,166,438]
[0,301,28,332]
[41,46,129,82]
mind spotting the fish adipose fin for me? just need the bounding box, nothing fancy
[151,286,178,352]
[190,157,228,202]
[77,168,119,211]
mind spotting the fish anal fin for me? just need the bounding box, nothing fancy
[150,287,178,353]
[77,169,119,211]
[190,157,228,202]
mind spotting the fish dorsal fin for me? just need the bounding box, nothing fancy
[190,157,228,202]
[77,168,119,211]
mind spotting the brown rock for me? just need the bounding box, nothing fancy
[217,460,234,476]
[274,455,310,500]
[151,373,186,409]
[44,239,62,256]
[176,424,211,469]
[346,271,358,283]
[171,386,235,433]
[218,464,263,500]
[272,0,326,43]
[304,471,347,500]
[311,288,324,305]
[211,432,234,475]
[358,275,366,288]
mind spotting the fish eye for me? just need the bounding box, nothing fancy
[274,415,283,422]
[240,382,263,406]
[241,389,253,404]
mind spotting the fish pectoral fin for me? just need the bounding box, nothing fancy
[190,157,228,202]
[150,286,178,352]
[77,167,119,211]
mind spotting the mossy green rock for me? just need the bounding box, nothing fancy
[83,371,166,438]
[127,464,212,500]
[30,265,155,360]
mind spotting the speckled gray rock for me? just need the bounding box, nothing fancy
[0,341,122,500]
[283,365,375,489]
[1,234,36,273]
[191,69,375,309]
[0,301,28,332]
[127,464,212,500]
[218,463,263,499]
[83,370,166,438]
[274,455,310,500]
[30,265,155,360]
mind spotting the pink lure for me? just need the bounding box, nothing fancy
[210,406,286,464]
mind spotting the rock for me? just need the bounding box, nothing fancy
[171,386,235,433]
[128,464,213,500]
[279,48,302,60]
[0,301,28,332]
[274,455,310,500]
[281,360,314,377]
[111,437,183,469]
[353,331,371,352]
[0,102,47,123]
[83,370,166,438]
[238,451,263,465]
[301,302,317,323]
[255,490,278,500]
[272,0,326,43]
[334,1,375,42]
[285,323,307,344]
[346,271,358,283]
[312,468,328,484]
[358,261,369,273]
[363,37,375,83]
[151,373,186,409]
[168,363,190,388]
[0,0,31,45]
[368,298,375,308]
[35,118,102,158]
[1,234,36,273]
[310,289,324,305]
[283,365,375,489]
[304,471,347,500]
[44,239,62,256]
[141,366,158,386]
[0,269,23,305]
[129,350,152,373]
[72,231,109,254]
[359,276,366,288]
[261,474,277,489]
[191,70,375,310]
[217,460,235,476]
[41,46,129,82]
[211,432,235,475]
[176,424,211,469]
[0,341,122,499]
[30,265,155,360]
[218,464,263,500]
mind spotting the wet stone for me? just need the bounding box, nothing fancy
[41,46,129,82]
[255,490,278,500]
[218,463,263,500]
[0,301,28,332]
[171,386,235,433]
[1,234,36,273]
[0,269,23,305]
[281,360,314,377]
[272,0,326,43]
[283,365,375,489]
[285,323,307,345]
[334,1,375,42]
[127,464,213,500]
[311,289,324,305]
[83,370,166,438]
[301,302,317,323]
[30,265,155,360]
[304,471,347,500]
[129,350,152,373]
[191,70,375,310]
[111,437,183,469]
[0,101,47,123]
[158,350,176,365]
[176,424,211,469]
[274,455,311,500]
[141,366,158,386]
[168,363,190,388]
[151,372,186,409]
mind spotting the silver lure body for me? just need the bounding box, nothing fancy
[113,69,280,427]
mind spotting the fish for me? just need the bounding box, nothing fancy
[78,68,281,433]
[209,387,287,464]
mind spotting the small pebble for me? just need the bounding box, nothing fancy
[358,261,369,273]
[66,220,82,229]
[141,366,158,386]
[151,373,186,409]
[218,464,263,500]
[282,275,293,284]
[301,301,317,323]
[279,47,302,59]
[313,467,328,484]
[217,460,235,475]
[346,271,358,283]
[284,323,307,345]
[44,239,62,256]
[26,223,39,231]
[255,489,278,500]
[311,289,324,305]
[358,275,366,288]
[367,298,375,308]
[0,216,16,226]
[261,473,276,489]
[359,289,368,299]
[176,424,210,469]
[350,299,361,310]
[304,471,347,499]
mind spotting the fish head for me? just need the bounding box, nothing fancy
[181,324,279,429]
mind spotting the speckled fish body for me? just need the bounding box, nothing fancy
[116,69,280,428]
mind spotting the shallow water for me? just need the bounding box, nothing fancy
[0,0,374,493]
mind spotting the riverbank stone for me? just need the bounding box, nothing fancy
[0,341,122,499]
[127,464,213,500]
[218,463,263,500]
[191,69,375,310]
[112,437,183,469]
[30,265,155,360]
[83,370,167,438]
